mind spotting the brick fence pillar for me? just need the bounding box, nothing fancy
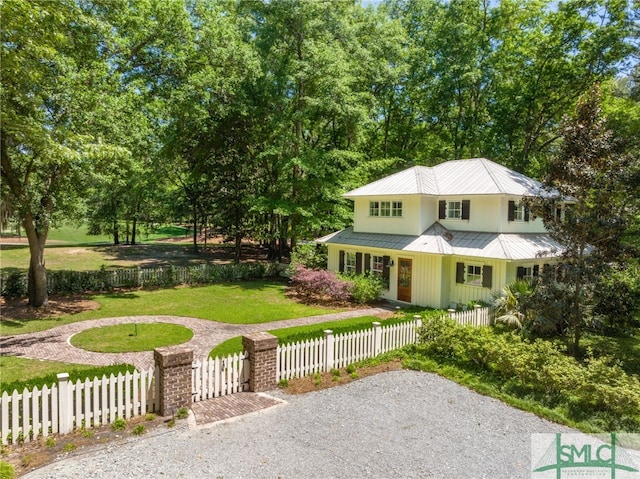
[242,332,278,392]
[153,346,193,416]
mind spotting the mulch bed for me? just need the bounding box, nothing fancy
[1,296,100,322]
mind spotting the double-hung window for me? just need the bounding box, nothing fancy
[369,201,380,217]
[508,200,529,222]
[447,201,462,219]
[466,264,483,286]
[344,252,357,274]
[372,255,384,276]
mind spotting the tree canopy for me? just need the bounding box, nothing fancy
[1,0,638,306]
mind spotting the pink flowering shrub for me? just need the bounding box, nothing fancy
[291,265,352,303]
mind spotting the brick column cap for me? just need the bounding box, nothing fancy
[242,332,278,352]
[154,346,193,368]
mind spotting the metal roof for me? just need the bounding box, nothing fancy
[317,222,564,261]
[344,158,551,198]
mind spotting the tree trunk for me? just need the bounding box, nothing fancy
[131,216,137,245]
[113,219,119,245]
[234,233,242,264]
[23,213,48,307]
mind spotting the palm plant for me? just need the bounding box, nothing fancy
[491,280,534,330]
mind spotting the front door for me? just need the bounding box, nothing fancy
[397,258,412,303]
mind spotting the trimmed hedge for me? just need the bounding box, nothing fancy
[0,262,286,298]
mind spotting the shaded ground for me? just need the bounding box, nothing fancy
[0,296,100,321]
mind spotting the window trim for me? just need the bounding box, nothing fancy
[447,200,462,220]
[465,263,483,287]
[369,200,403,218]
[344,252,357,274]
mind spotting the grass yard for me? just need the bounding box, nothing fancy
[0,281,344,336]
[70,323,194,353]
[209,315,405,357]
[0,356,135,393]
[0,224,203,273]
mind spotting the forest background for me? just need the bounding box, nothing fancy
[2,0,639,307]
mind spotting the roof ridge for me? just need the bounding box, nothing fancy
[413,166,423,194]
[479,158,507,195]
[496,234,512,260]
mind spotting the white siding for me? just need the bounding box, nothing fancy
[498,197,547,233]
[447,256,506,306]
[352,196,423,236]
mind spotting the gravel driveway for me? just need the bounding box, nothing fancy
[24,370,577,479]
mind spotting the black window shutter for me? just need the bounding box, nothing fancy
[356,252,363,274]
[364,254,371,273]
[516,266,525,280]
[462,200,470,220]
[524,206,530,222]
[482,265,493,288]
[533,265,539,277]
[382,255,390,283]
[339,250,345,272]
[456,262,465,284]
[508,201,515,222]
[438,200,446,220]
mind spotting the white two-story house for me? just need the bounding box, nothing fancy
[317,158,565,308]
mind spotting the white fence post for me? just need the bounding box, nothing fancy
[57,373,73,434]
[413,315,422,337]
[324,330,334,372]
[372,322,381,356]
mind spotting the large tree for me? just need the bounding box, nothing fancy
[1,0,128,306]
[527,86,640,355]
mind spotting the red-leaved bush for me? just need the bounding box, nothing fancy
[290,265,352,303]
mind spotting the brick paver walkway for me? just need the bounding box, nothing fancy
[189,392,286,426]
[0,308,392,370]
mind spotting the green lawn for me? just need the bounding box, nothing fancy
[210,315,406,357]
[1,224,202,273]
[0,281,343,336]
[0,356,135,392]
[70,323,194,353]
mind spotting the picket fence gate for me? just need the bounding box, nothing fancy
[1,368,158,446]
[191,353,249,402]
[276,318,422,382]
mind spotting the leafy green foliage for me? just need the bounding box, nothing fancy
[1,364,135,395]
[342,273,384,304]
[414,318,640,431]
[289,243,328,271]
[593,262,640,331]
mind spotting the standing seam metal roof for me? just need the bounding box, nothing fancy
[344,158,549,197]
[316,223,563,261]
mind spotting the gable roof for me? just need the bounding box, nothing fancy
[344,158,548,197]
[317,223,564,261]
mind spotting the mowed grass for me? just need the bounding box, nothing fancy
[70,323,194,353]
[0,281,343,336]
[0,356,133,389]
[0,224,199,272]
[209,315,404,357]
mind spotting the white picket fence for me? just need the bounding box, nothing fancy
[191,353,249,402]
[276,318,422,381]
[446,306,493,327]
[1,368,158,445]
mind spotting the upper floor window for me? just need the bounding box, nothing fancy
[439,200,470,221]
[508,200,530,222]
[369,200,402,217]
[447,201,462,219]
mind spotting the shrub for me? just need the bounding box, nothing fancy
[414,319,640,431]
[593,263,640,332]
[1,271,27,299]
[290,243,328,271]
[290,265,351,303]
[343,273,383,304]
